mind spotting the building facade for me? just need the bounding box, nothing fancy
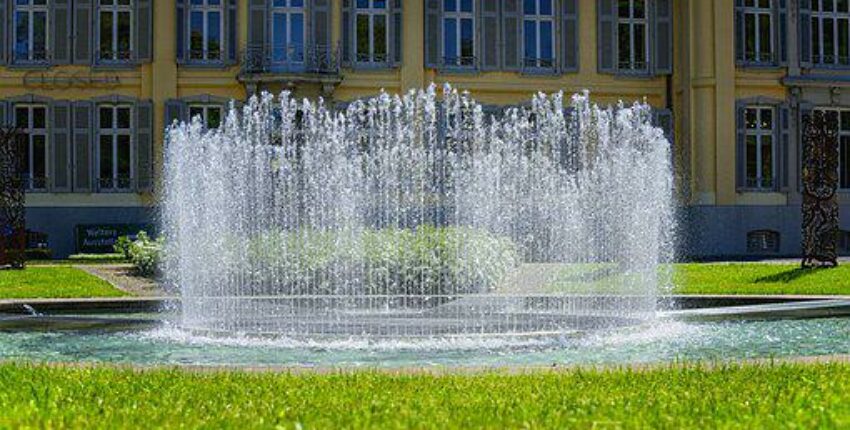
[0,0,847,258]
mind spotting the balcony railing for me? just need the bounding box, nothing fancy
[241,43,340,75]
[12,49,50,66]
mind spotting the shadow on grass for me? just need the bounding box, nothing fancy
[754,267,825,284]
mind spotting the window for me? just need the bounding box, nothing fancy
[355,0,388,64]
[812,0,850,66]
[189,104,222,129]
[741,0,773,63]
[13,0,49,63]
[617,0,648,71]
[14,105,48,191]
[271,0,305,66]
[816,108,850,189]
[97,105,133,191]
[840,230,850,253]
[523,0,555,69]
[744,106,775,189]
[747,230,780,253]
[98,0,133,61]
[443,0,474,67]
[189,0,223,61]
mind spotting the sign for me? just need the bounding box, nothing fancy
[76,224,153,254]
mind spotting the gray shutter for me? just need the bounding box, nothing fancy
[391,0,402,65]
[480,0,499,70]
[248,0,268,67]
[800,0,812,67]
[653,0,671,74]
[176,0,186,62]
[502,0,521,70]
[136,101,153,193]
[227,0,237,64]
[312,0,331,63]
[777,0,787,65]
[51,0,72,64]
[597,0,616,73]
[561,0,578,72]
[736,102,746,190]
[342,0,351,64]
[0,0,6,63]
[424,0,441,68]
[135,0,153,61]
[778,103,790,191]
[0,101,7,126]
[72,101,93,192]
[50,101,72,192]
[73,0,93,64]
[165,99,187,126]
[734,0,744,63]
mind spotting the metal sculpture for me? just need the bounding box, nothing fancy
[0,127,25,269]
[801,110,840,268]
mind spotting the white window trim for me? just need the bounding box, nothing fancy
[811,0,850,66]
[617,0,649,71]
[744,105,776,190]
[188,0,225,62]
[814,107,850,190]
[354,0,389,64]
[442,0,475,67]
[188,103,223,129]
[13,0,49,63]
[741,0,774,64]
[270,0,306,65]
[523,0,555,69]
[97,0,134,62]
[15,104,48,192]
[96,104,134,192]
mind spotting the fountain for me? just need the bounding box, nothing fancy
[162,84,675,339]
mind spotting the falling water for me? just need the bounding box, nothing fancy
[163,84,674,339]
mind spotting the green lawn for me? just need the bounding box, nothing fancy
[0,362,848,429]
[672,263,850,295]
[0,266,127,299]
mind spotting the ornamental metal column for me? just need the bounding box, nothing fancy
[801,110,840,268]
[0,127,25,269]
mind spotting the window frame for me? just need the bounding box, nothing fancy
[739,0,775,65]
[810,0,850,67]
[814,107,850,191]
[97,0,135,63]
[188,103,223,129]
[522,0,556,70]
[616,0,650,73]
[269,0,306,69]
[354,0,390,66]
[442,0,476,68]
[14,104,49,192]
[13,0,50,64]
[743,105,777,191]
[187,0,225,63]
[96,104,134,192]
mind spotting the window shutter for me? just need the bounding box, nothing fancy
[800,0,812,68]
[778,103,790,191]
[0,101,7,126]
[502,0,521,70]
[734,0,744,63]
[135,0,152,61]
[561,0,578,73]
[176,0,186,62]
[50,101,72,192]
[424,0,441,68]
[653,0,672,75]
[227,0,237,64]
[73,0,93,64]
[391,0,402,66]
[165,99,188,126]
[478,0,499,70]
[312,0,331,64]
[342,0,352,64]
[51,0,72,64]
[597,0,616,73]
[0,0,6,64]
[736,102,746,190]
[135,101,153,193]
[72,101,93,192]
[248,0,268,66]
[776,0,787,65]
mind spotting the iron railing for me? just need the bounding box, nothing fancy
[241,43,341,75]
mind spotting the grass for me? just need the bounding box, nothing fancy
[0,361,849,428]
[0,266,127,299]
[672,263,850,295]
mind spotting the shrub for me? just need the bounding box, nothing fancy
[24,248,53,261]
[67,253,126,262]
[129,231,164,277]
[113,236,133,259]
